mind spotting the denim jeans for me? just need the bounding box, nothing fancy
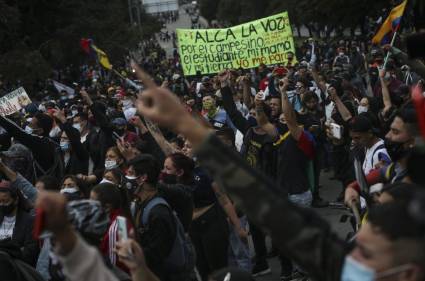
[288,190,313,207]
[228,216,252,272]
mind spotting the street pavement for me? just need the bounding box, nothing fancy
[156,5,353,280]
[157,4,207,58]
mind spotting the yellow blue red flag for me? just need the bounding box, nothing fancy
[372,0,408,45]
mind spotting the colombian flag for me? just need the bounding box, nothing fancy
[80,38,113,70]
[372,0,408,45]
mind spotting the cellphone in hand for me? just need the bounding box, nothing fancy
[117,216,128,241]
[330,123,343,140]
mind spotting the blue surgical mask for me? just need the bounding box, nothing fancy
[60,141,70,151]
[25,126,33,134]
[72,123,81,132]
[341,256,375,281]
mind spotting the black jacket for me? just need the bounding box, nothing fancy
[0,209,39,266]
[84,102,115,172]
[0,116,63,179]
[60,122,89,175]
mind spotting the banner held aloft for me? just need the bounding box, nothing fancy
[177,12,297,76]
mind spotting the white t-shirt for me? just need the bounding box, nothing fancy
[0,215,16,240]
[363,139,390,175]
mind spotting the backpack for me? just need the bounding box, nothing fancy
[141,197,195,273]
[33,138,64,180]
[0,251,45,281]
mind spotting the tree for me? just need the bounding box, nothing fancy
[0,0,161,93]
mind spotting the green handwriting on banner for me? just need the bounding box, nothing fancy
[177,12,296,76]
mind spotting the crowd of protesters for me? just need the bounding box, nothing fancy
[0,9,425,281]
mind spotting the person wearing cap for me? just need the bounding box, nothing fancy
[0,180,39,266]
[349,113,391,175]
[112,117,139,145]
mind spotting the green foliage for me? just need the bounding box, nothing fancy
[0,0,161,90]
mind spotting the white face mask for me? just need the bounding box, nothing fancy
[357,106,369,114]
[105,160,118,170]
[125,175,137,180]
[60,187,79,194]
[100,178,115,184]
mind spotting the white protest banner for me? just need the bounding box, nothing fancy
[0,87,32,116]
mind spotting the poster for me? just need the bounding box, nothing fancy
[177,11,296,76]
[0,87,32,116]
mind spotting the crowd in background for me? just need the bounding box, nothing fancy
[0,16,424,281]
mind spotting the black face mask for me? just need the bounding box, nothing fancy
[247,116,258,128]
[114,128,126,136]
[385,139,411,162]
[0,202,16,216]
[277,122,289,134]
[160,173,178,184]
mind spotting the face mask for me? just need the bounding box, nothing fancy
[60,141,70,152]
[385,139,411,162]
[160,172,178,184]
[0,202,16,216]
[202,100,215,111]
[247,116,258,128]
[60,187,79,194]
[105,160,118,170]
[125,175,137,180]
[100,178,114,185]
[341,256,375,281]
[339,52,345,56]
[39,104,46,112]
[73,123,82,132]
[357,106,368,114]
[114,128,126,136]
[25,126,33,134]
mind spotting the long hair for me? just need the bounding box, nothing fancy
[167,153,195,185]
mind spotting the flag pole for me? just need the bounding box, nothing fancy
[383,30,398,70]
